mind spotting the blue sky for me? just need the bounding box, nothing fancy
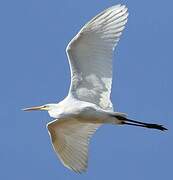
[0,0,172,179]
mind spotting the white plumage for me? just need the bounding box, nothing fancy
[24,4,167,173]
[67,4,128,111]
[47,117,102,172]
[50,4,128,172]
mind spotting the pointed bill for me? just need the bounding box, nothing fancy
[22,105,46,111]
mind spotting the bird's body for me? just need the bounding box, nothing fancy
[24,4,167,173]
[47,97,124,124]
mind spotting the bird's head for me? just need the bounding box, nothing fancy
[22,103,58,112]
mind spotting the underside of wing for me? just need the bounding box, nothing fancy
[47,118,102,173]
[66,4,128,111]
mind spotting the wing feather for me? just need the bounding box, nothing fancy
[66,4,128,111]
[47,118,102,173]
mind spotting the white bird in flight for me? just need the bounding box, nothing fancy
[23,4,167,173]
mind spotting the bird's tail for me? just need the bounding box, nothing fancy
[112,114,167,131]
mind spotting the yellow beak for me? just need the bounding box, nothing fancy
[22,105,47,111]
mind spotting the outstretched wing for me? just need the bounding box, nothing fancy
[47,118,102,173]
[66,4,128,111]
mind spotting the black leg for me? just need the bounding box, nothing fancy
[115,115,167,131]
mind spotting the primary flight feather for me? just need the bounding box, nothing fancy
[23,4,167,173]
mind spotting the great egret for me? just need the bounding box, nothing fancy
[23,4,167,173]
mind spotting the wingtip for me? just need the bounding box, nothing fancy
[105,4,127,12]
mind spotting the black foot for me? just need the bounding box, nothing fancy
[144,123,167,131]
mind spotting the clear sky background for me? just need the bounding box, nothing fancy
[0,0,172,179]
